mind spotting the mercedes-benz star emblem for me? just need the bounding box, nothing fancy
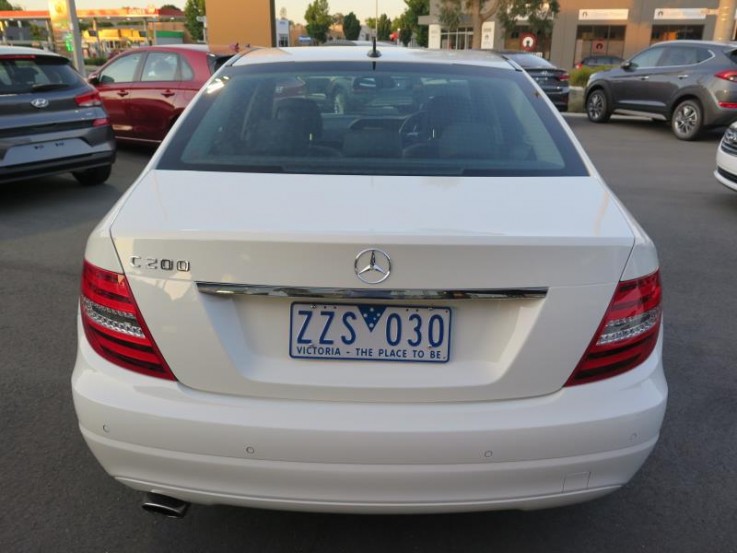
[31,98,49,109]
[354,249,391,284]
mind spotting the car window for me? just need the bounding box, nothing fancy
[629,48,663,69]
[658,46,701,67]
[181,57,195,80]
[0,55,83,94]
[142,52,179,82]
[505,53,554,69]
[158,62,587,178]
[99,53,143,84]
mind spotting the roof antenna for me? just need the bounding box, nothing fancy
[368,37,381,59]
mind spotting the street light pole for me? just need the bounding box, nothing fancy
[66,0,86,77]
[375,0,378,39]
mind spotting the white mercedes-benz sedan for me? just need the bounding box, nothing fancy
[72,46,667,516]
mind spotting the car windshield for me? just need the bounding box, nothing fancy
[158,61,587,177]
[0,55,83,94]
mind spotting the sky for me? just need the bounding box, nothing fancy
[16,1,409,24]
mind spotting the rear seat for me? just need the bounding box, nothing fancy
[343,128,402,158]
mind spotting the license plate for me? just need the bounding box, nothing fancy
[289,303,452,363]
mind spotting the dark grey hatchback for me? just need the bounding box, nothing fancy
[0,46,115,185]
[585,40,737,140]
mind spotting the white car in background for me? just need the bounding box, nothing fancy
[72,46,667,516]
[715,121,737,192]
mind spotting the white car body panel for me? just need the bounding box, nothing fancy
[715,138,737,192]
[106,171,634,403]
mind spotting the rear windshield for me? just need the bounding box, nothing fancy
[504,53,554,69]
[158,61,587,177]
[0,55,84,94]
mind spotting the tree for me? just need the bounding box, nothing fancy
[443,0,559,49]
[0,1,21,9]
[400,0,429,47]
[183,0,206,42]
[160,4,180,10]
[304,0,331,44]
[377,14,392,41]
[343,12,361,41]
[438,1,462,47]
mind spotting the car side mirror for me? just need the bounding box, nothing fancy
[621,61,633,71]
[88,75,100,85]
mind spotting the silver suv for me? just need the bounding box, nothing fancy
[585,40,737,140]
[0,46,115,185]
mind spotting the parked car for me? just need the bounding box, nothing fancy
[585,40,737,140]
[0,46,115,185]
[574,55,624,69]
[72,47,666,516]
[493,50,569,111]
[715,121,737,191]
[87,45,232,143]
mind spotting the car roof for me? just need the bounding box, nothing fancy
[653,39,737,49]
[131,44,212,53]
[232,46,515,70]
[0,45,66,58]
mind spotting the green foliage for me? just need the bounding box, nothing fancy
[569,65,615,87]
[438,1,462,32]
[401,0,429,47]
[377,14,392,41]
[84,56,108,67]
[305,0,331,44]
[160,4,180,10]
[365,17,377,31]
[497,0,559,37]
[342,12,361,41]
[0,0,21,9]
[183,0,205,42]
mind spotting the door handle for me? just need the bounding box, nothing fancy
[161,90,175,98]
[639,76,649,81]
[116,90,129,97]
[678,74,689,79]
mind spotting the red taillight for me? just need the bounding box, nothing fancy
[715,70,737,82]
[558,73,570,82]
[566,271,662,386]
[75,90,102,107]
[92,117,109,127]
[718,102,737,109]
[80,261,175,380]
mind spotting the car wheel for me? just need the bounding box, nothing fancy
[672,99,703,141]
[332,91,347,114]
[586,89,611,123]
[73,165,112,186]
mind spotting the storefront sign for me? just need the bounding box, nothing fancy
[481,21,494,49]
[520,32,537,51]
[654,8,707,20]
[579,9,628,21]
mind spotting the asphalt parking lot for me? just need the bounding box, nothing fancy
[1,116,736,552]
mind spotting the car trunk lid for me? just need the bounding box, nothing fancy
[109,170,635,403]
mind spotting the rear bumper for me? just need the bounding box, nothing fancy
[72,326,667,514]
[0,126,115,184]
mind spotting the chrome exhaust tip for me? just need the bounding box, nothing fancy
[141,492,190,518]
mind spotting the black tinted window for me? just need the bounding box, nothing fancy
[0,54,83,94]
[159,62,587,177]
[659,46,703,66]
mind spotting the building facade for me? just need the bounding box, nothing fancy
[421,0,737,68]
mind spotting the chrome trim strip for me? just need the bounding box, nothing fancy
[196,283,547,300]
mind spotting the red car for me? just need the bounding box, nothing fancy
[88,45,232,143]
